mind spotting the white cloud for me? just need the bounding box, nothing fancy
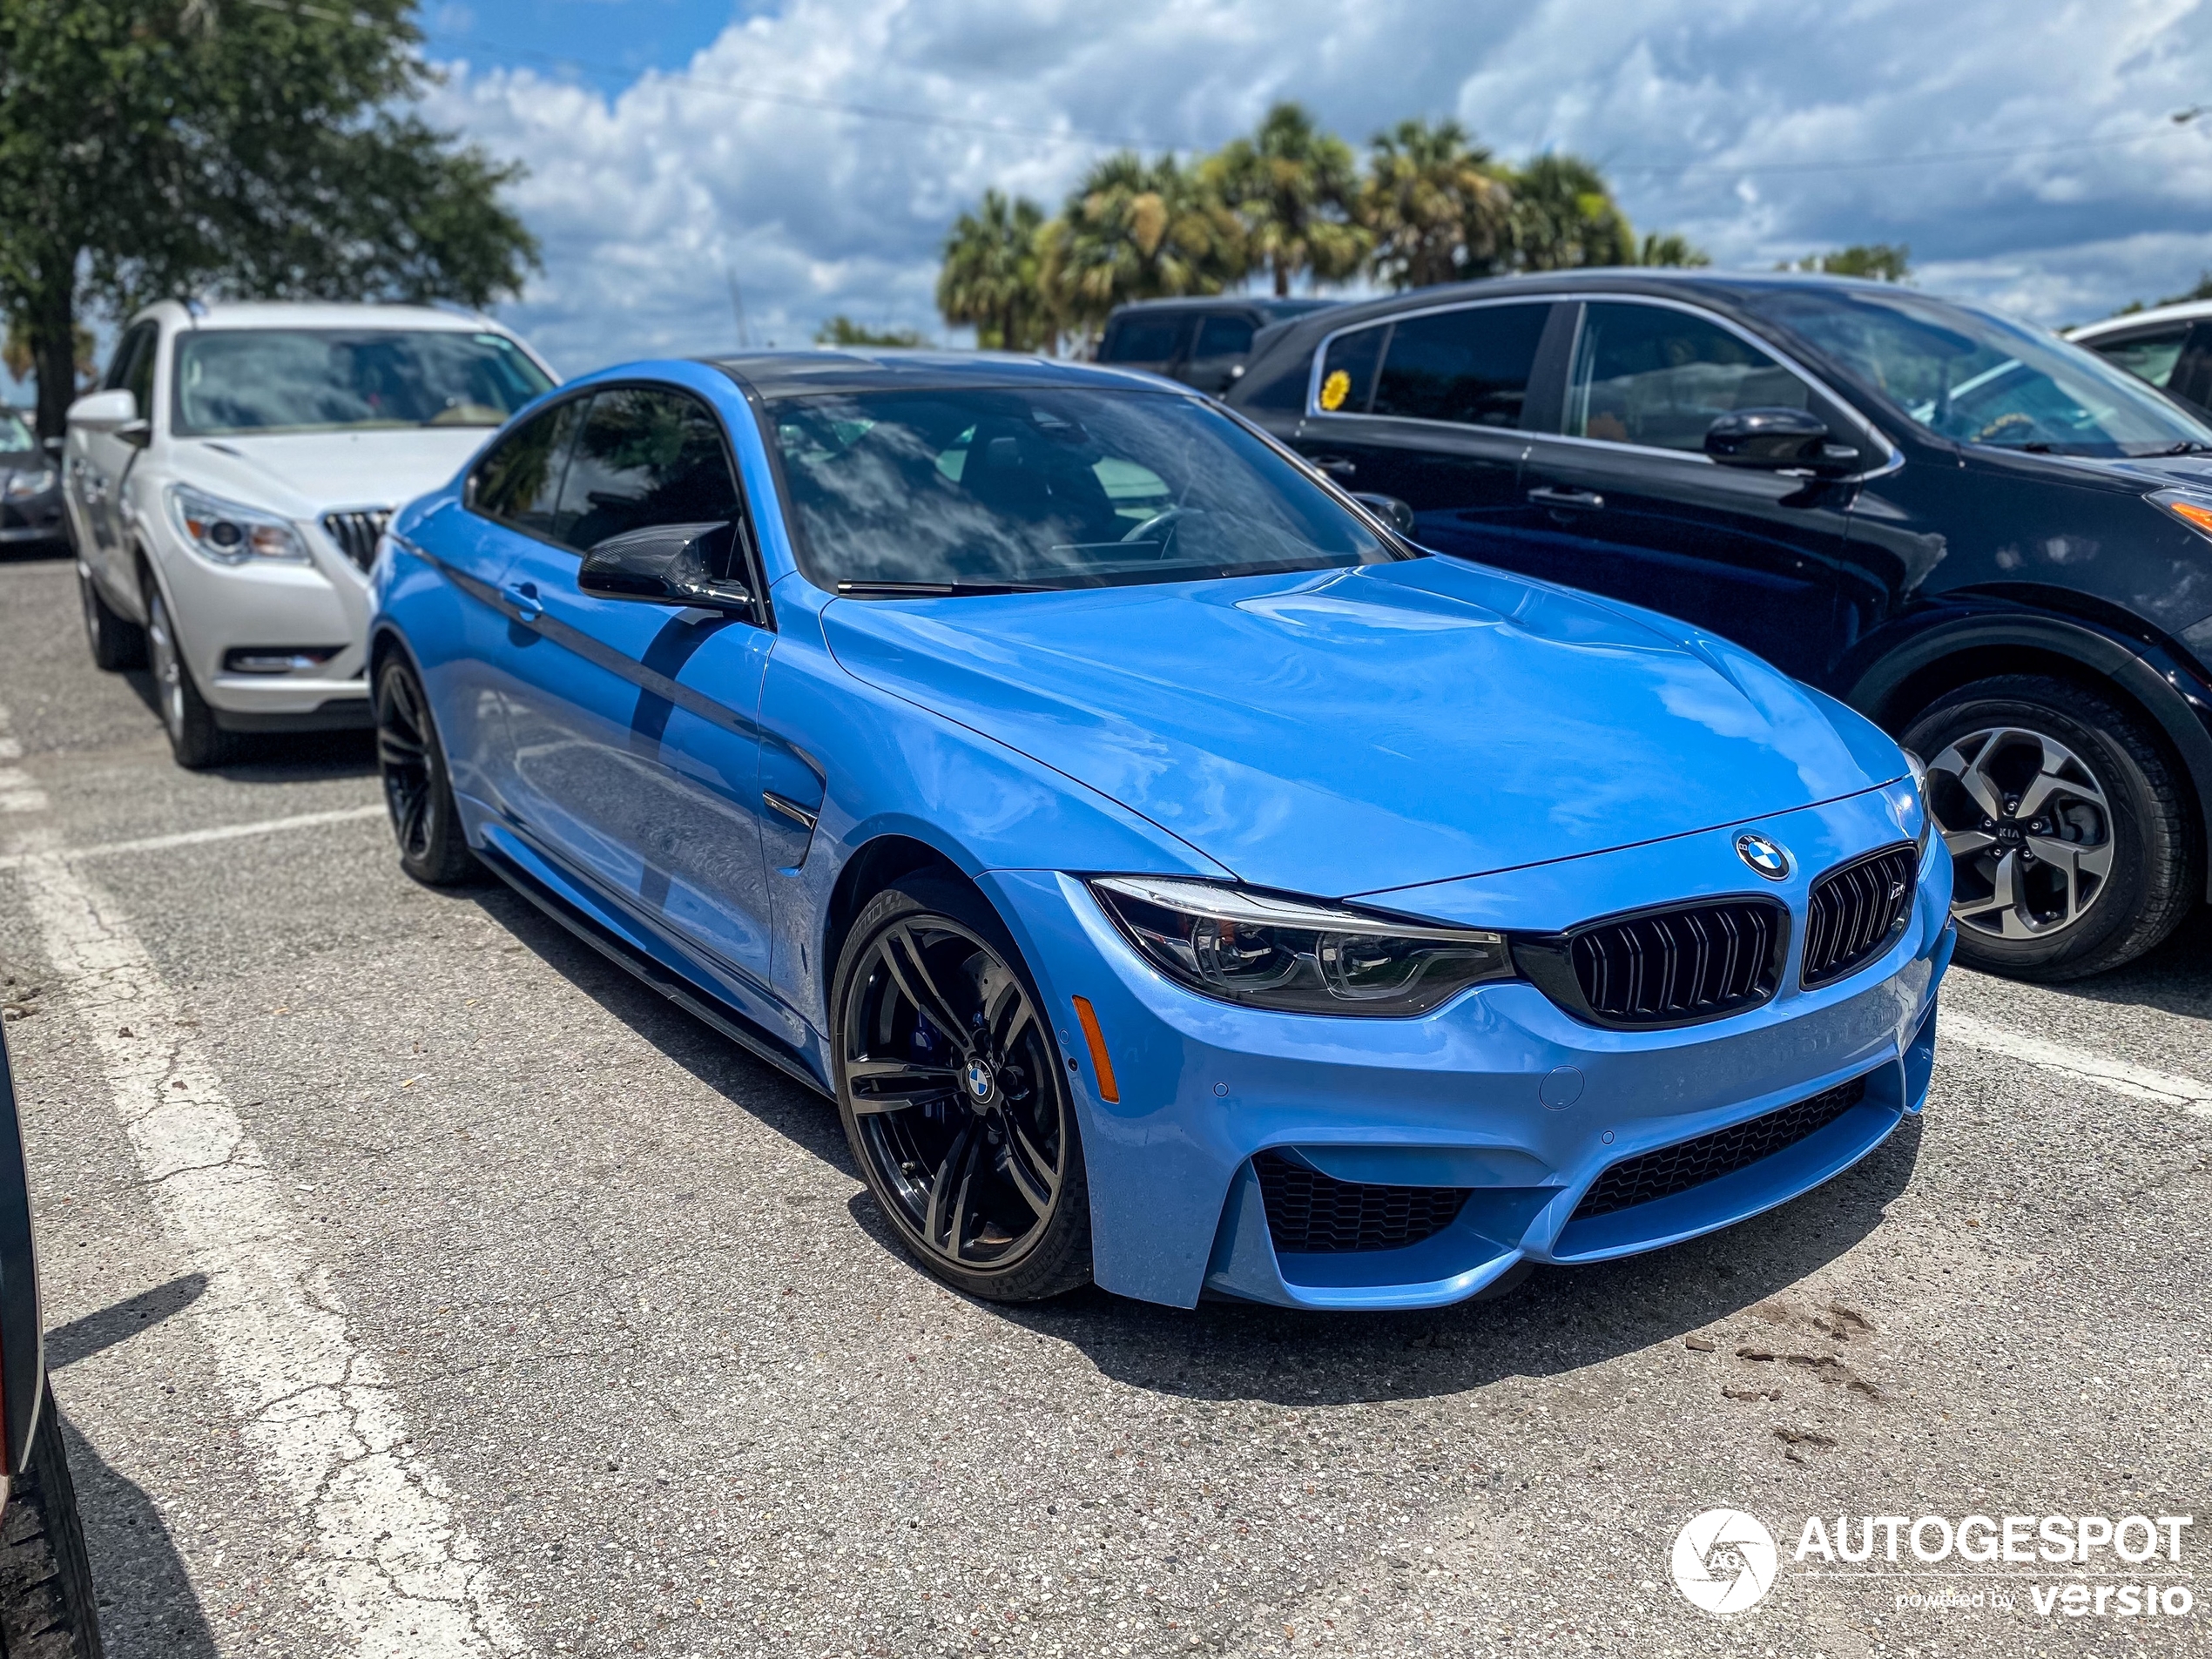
[351,0,2212,372]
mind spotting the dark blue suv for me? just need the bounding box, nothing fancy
[1229,272,2212,981]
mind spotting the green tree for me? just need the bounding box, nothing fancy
[935,190,1049,351]
[1503,153,1636,272]
[814,315,927,347]
[1786,243,1912,282]
[1636,231,1710,267]
[1362,118,1513,290]
[0,0,538,437]
[1037,152,1245,336]
[3,313,94,393]
[1208,103,1368,296]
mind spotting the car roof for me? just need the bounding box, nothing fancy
[132,299,513,334]
[2068,300,2212,341]
[1106,296,1339,317]
[707,348,1197,400]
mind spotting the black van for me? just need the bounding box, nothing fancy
[1227,271,2212,981]
[1096,298,1338,395]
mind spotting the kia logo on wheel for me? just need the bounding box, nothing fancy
[1736,833,1791,880]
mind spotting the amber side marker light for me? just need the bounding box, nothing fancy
[1070,996,1120,1103]
[2159,497,2212,535]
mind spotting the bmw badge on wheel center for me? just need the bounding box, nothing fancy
[369,349,1952,1311]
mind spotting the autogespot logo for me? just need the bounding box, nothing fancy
[1673,1508,1781,1615]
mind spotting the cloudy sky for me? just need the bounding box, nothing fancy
[408,0,2212,375]
[10,0,2212,403]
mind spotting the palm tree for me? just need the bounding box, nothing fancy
[1208,104,1368,296]
[1504,153,1636,272]
[1036,152,1245,336]
[935,191,1049,351]
[1362,118,1513,290]
[1637,231,1710,268]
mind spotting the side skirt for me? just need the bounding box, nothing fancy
[475,839,833,1099]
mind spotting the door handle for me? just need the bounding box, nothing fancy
[1527,485,1604,511]
[502,582,543,623]
[1309,455,1358,479]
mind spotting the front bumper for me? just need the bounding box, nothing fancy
[986,786,1953,1311]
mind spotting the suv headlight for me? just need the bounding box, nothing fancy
[167,484,309,564]
[3,468,56,499]
[1089,876,1513,1016]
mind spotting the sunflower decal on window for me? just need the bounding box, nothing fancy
[1318,369,1352,411]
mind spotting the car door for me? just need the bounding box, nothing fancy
[1514,299,1856,680]
[432,393,588,816]
[69,321,158,590]
[492,384,782,1006]
[1291,300,1560,567]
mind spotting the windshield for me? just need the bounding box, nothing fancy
[765,386,1403,590]
[172,329,554,437]
[1743,287,2212,457]
[0,411,32,453]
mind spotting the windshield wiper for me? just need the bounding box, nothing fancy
[2158,441,2212,455]
[834,579,1059,598]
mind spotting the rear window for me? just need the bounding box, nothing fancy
[1314,325,1386,413]
[1372,303,1551,428]
[1101,315,1190,364]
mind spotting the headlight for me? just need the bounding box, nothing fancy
[1900,748,1932,860]
[167,484,309,564]
[3,468,56,499]
[1089,875,1514,1016]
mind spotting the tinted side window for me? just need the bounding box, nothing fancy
[474,400,583,539]
[1101,315,1190,364]
[1568,302,1808,451]
[1372,303,1551,428]
[556,388,740,552]
[1315,325,1386,412]
[2087,327,2188,392]
[2171,323,2212,415]
[1193,314,1257,358]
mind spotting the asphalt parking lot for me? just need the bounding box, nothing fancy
[0,547,2206,1659]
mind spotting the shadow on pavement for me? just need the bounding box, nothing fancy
[112,668,378,782]
[47,1273,208,1371]
[2029,900,2212,1021]
[56,1403,220,1659]
[447,869,1925,1406]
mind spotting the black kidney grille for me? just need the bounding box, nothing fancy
[1570,1075,1869,1221]
[1255,1153,1470,1254]
[1803,844,1916,988]
[1568,900,1782,1024]
[323,509,392,572]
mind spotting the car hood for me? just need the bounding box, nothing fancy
[821,556,1905,898]
[174,428,492,516]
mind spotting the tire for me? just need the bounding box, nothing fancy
[0,1387,105,1659]
[76,567,143,672]
[374,654,482,887]
[1904,674,2198,981]
[831,875,1093,1302]
[142,584,228,770]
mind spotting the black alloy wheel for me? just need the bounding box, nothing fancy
[374,655,481,887]
[1905,674,2198,981]
[833,877,1091,1302]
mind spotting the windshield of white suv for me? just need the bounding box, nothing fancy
[1743,287,2212,457]
[765,385,1406,592]
[172,329,555,436]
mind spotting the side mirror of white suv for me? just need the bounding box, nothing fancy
[67,388,149,447]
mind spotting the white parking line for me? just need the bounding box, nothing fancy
[0,708,48,813]
[0,804,385,872]
[7,832,524,1657]
[1939,1007,2212,1116]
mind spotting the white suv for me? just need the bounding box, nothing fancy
[64,300,557,765]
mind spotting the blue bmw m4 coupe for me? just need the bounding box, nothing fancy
[368,350,1955,1312]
